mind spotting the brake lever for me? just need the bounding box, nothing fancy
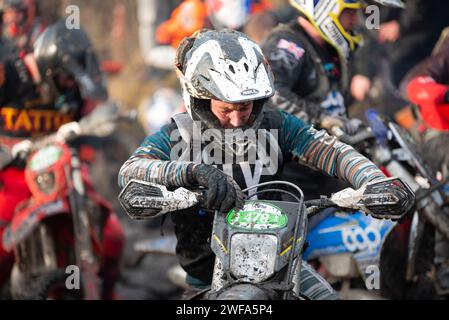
[415,177,449,202]
[192,189,208,208]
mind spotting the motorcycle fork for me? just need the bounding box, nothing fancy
[405,211,426,281]
[66,148,100,300]
[15,223,58,276]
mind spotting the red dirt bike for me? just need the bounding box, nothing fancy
[1,104,119,299]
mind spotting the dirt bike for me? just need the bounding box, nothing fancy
[1,103,119,300]
[119,177,412,300]
[366,110,449,299]
[316,109,449,299]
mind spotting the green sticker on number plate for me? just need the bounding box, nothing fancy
[28,145,63,172]
[227,201,288,230]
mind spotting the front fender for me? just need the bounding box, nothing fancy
[215,284,271,300]
[2,198,70,250]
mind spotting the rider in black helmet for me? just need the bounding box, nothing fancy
[0,19,123,299]
[33,19,108,107]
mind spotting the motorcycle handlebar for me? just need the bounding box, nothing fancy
[12,129,76,161]
[194,192,342,218]
[304,197,339,217]
[11,105,120,161]
[194,187,351,218]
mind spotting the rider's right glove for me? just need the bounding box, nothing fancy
[189,164,245,213]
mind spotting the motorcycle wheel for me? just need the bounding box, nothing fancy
[11,269,81,300]
[380,220,436,299]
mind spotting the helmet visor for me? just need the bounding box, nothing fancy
[63,51,108,101]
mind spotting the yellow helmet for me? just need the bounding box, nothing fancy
[290,0,404,60]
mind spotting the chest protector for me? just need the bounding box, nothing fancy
[170,110,284,198]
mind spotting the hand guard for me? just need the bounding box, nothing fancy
[357,177,415,220]
[190,164,245,213]
[331,177,415,221]
[11,140,32,160]
[56,121,82,142]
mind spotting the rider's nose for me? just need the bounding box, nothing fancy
[229,111,243,128]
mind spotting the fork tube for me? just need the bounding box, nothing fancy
[68,148,100,300]
[283,200,304,300]
[39,224,57,269]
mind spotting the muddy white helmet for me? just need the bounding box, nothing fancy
[175,28,274,130]
[289,0,404,60]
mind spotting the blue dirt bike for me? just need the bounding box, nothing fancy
[303,109,449,299]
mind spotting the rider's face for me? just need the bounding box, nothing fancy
[210,99,253,128]
[339,8,359,33]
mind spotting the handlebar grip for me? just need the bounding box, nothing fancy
[306,206,322,217]
[304,197,336,209]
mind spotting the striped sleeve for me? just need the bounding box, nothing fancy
[118,122,195,188]
[281,111,385,189]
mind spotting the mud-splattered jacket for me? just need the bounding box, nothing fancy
[118,109,385,283]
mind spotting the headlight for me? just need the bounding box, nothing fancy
[230,233,277,283]
[35,172,56,195]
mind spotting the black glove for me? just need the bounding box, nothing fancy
[190,164,244,213]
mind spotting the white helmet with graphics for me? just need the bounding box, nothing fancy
[175,28,274,130]
[289,0,404,60]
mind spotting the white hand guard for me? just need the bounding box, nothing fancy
[11,140,33,159]
[56,121,82,143]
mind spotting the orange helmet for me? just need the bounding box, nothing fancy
[156,0,208,48]
[156,0,273,48]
